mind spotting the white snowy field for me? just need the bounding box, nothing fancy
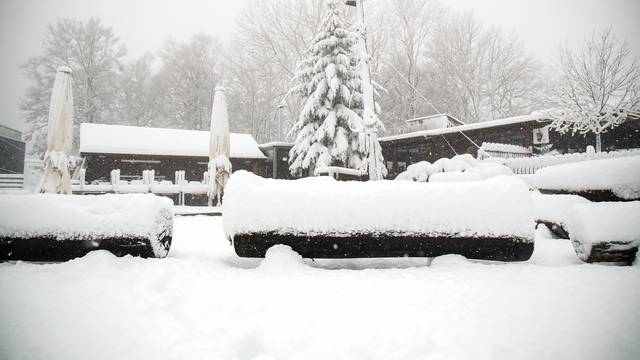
[1,216,639,360]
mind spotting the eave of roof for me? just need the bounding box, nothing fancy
[381,113,551,142]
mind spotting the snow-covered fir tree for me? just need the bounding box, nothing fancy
[287,0,386,177]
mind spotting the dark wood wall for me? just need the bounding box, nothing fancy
[83,153,265,182]
[381,121,542,179]
[380,119,640,179]
[260,145,297,179]
[0,136,25,174]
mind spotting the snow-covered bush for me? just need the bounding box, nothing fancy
[395,154,513,183]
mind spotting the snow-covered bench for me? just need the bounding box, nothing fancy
[532,193,590,239]
[314,166,367,181]
[0,194,173,261]
[532,156,640,201]
[567,202,639,264]
[224,171,535,261]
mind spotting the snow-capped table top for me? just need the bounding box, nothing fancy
[224,171,534,240]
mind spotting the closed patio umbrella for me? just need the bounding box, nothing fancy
[39,66,73,194]
[208,86,232,205]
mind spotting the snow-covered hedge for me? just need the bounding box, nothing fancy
[395,154,513,183]
[568,201,640,263]
[0,194,174,258]
[532,156,640,200]
[223,171,534,241]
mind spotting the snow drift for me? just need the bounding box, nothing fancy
[0,194,174,260]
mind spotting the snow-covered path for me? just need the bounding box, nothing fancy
[1,217,639,360]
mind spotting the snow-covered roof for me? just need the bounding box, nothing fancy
[259,141,294,149]
[405,113,464,126]
[381,113,550,142]
[79,123,266,159]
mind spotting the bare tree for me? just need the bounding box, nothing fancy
[115,54,163,127]
[376,0,443,127]
[546,28,640,152]
[20,17,125,156]
[157,34,225,130]
[225,41,286,142]
[232,0,327,141]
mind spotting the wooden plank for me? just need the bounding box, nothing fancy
[0,230,172,262]
[233,232,534,262]
[572,239,637,265]
[0,174,24,179]
[538,189,637,202]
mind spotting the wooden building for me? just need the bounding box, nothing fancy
[0,124,25,174]
[380,112,640,179]
[380,114,551,178]
[259,142,296,179]
[79,123,266,182]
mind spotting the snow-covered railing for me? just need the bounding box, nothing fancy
[71,169,211,205]
[0,173,27,194]
[505,148,640,174]
[478,142,531,160]
[314,166,366,180]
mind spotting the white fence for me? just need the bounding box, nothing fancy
[478,142,532,160]
[504,148,640,174]
[72,169,211,205]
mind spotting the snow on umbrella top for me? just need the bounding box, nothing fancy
[39,66,74,194]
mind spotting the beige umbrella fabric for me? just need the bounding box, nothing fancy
[208,86,232,205]
[39,66,73,194]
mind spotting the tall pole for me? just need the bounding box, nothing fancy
[349,0,382,180]
[276,102,285,142]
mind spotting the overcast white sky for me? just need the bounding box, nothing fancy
[1,0,638,133]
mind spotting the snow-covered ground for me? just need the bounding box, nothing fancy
[1,216,639,360]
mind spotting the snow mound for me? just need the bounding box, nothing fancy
[430,254,470,267]
[224,171,534,241]
[567,201,640,258]
[258,245,306,272]
[532,156,640,199]
[395,154,513,183]
[71,250,118,264]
